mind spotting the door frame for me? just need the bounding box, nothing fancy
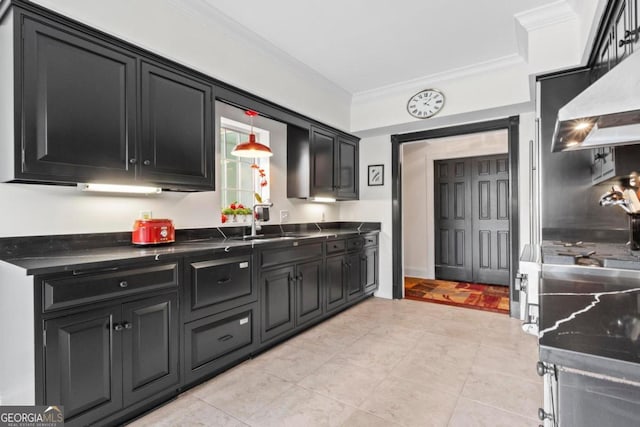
[391,116,520,318]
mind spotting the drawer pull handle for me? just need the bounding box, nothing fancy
[123,322,132,330]
[218,334,233,342]
[119,281,128,288]
[114,324,124,332]
[217,277,232,285]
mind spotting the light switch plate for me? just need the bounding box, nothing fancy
[280,210,289,222]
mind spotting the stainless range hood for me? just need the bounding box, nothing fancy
[551,48,640,152]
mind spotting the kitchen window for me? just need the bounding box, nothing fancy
[220,117,270,210]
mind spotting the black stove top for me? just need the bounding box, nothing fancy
[541,241,640,270]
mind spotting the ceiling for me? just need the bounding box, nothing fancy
[201,0,563,95]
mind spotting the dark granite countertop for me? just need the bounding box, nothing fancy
[539,263,640,380]
[0,222,380,275]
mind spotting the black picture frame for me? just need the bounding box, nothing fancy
[368,164,384,186]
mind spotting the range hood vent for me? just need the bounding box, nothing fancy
[551,48,640,152]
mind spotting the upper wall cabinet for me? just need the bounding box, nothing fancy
[20,15,137,184]
[287,125,359,200]
[140,62,214,190]
[2,6,215,191]
[591,0,640,81]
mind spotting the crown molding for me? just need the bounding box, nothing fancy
[169,0,351,101]
[515,0,576,32]
[352,54,526,104]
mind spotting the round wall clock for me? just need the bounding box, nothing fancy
[407,89,445,119]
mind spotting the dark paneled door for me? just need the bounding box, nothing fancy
[44,306,123,425]
[434,159,473,282]
[140,62,214,189]
[325,255,347,312]
[295,260,323,326]
[471,156,510,286]
[22,17,136,183]
[434,155,509,286]
[121,293,179,407]
[310,127,337,197]
[260,266,295,342]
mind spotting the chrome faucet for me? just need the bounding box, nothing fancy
[249,202,274,237]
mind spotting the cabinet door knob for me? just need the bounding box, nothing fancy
[123,322,132,330]
[119,281,128,288]
[143,160,151,166]
[129,158,137,164]
[113,324,124,331]
[297,273,303,281]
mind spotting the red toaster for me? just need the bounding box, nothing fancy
[132,219,175,245]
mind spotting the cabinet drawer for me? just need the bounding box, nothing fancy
[363,234,378,247]
[347,237,365,252]
[42,263,179,312]
[186,254,254,317]
[183,304,256,385]
[260,242,323,268]
[326,239,346,254]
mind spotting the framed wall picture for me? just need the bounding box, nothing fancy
[368,164,384,186]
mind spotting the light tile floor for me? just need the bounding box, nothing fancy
[128,298,542,427]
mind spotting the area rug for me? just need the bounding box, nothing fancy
[404,277,509,314]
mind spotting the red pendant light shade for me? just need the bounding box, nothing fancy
[230,110,273,158]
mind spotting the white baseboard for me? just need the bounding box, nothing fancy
[403,268,432,279]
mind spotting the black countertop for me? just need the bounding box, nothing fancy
[539,263,640,380]
[0,222,380,275]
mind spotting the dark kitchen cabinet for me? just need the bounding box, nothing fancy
[44,292,178,426]
[140,62,214,190]
[44,306,123,426]
[310,127,337,196]
[325,254,348,312]
[325,234,378,311]
[591,0,640,81]
[182,251,255,321]
[362,246,379,294]
[591,145,640,185]
[258,242,324,343]
[259,259,323,342]
[183,303,257,386]
[260,265,296,342]
[38,260,179,426]
[346,252,363,301]
[20,15,136,184]
[288,125,359,200]
[181,250,257,386]
[121,293,179,407]
[337,136,359,199]
[11,8,214,190]
[294,259,323,327]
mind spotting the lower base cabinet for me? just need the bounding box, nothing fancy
[326,254,348,312]
[35,232,378,426]
[183,303,257,386]
[44,292,179,427]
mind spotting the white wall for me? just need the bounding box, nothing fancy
[402,130,509,279]
[339,135,393,299]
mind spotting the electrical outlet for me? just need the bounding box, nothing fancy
[280,210,289,223]
[139,210,152,219]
